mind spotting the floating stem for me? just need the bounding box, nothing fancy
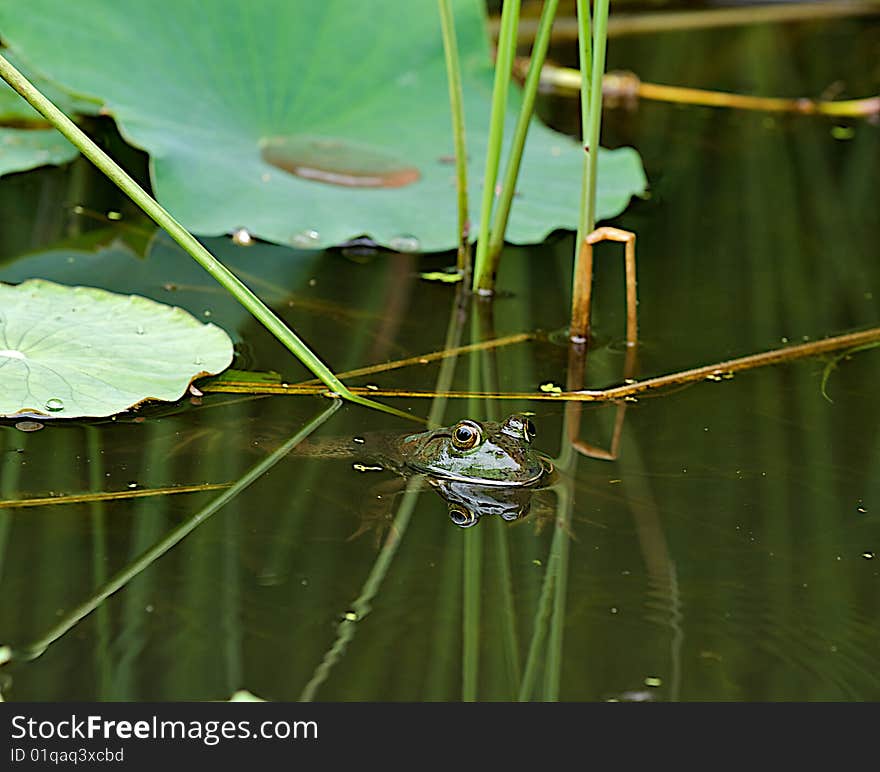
[1,401,341,663]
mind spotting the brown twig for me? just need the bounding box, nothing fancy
[525,64,880,117]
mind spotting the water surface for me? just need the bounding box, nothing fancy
[0,14,878,701]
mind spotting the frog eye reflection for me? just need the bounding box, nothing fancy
[524,418,537,442]
[452,421,482,451]
[449,504,479,528]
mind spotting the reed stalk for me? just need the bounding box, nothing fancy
[0,53,406,420]
[471,0,520,294]
[0,401,340,664]
[438,0,472,277]
[486,0,560,267]
[569,0,610,341]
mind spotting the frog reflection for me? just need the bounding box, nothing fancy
[429,477,536,528]
[297,413,554,530]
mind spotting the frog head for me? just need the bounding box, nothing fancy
[399,414,551,486]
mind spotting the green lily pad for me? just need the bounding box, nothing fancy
[0,279,233,419]
[0,51,99,175]
[0,0,646,252]
[0,127,78,176]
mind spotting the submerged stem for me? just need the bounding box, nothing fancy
[2,401,341,663]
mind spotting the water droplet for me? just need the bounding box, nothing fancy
[644,676,662,688]
[857,502,867,513]
[14,421,43,433]
[352,437,366,444]
[45,398,65,412]
[261,135,420,188]
[343,611,358,621]
[194,356,204,366]
[365,383,379,391]
[862,551,875,560]
[127,481,138,489]
[290,229,320,248]
[231,227,254,246]
[389,234,421,253]
[136,325,145,335]
[107,210,122,221]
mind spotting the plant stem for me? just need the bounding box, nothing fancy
[471,0,520,295]
[487,0,560,267]
[0,53,406,419]
[570,0,610,342]
[585,1,609,234]
[573,0,593,255]
[2,400,341,663]
[438,0,472,278]
[496,1,879,41]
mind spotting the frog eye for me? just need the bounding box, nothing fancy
[449,504,479,528]
[451,420,482,451]
[524,418,537,442]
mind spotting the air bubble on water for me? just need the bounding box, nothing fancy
[127,481,138,489]
[45,398,65,412]
[290,229,320,248]
[136,325,145,335]
[194,356,204,366]
[389,234,421,253]
[862,551,875,560]
[343,611,358,621]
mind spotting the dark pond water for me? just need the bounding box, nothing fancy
[1,14,879,701]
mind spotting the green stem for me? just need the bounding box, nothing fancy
[438,0,471,278]
[300,286,470,701]
[574,0,594,252]
[0,53,406,420]
[461,518,482,701]
[585,0,610,232]
[487,0,560,265]
[471,0,520,295]
[2,400,341,663]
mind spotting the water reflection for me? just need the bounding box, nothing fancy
[1,15,880,703]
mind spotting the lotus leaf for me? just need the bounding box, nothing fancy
[0,0,647,252]
[0,279,233,418]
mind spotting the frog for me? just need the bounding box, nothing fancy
[296,413,553,488]
[396,414,553,487]
[292,413,553,532]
